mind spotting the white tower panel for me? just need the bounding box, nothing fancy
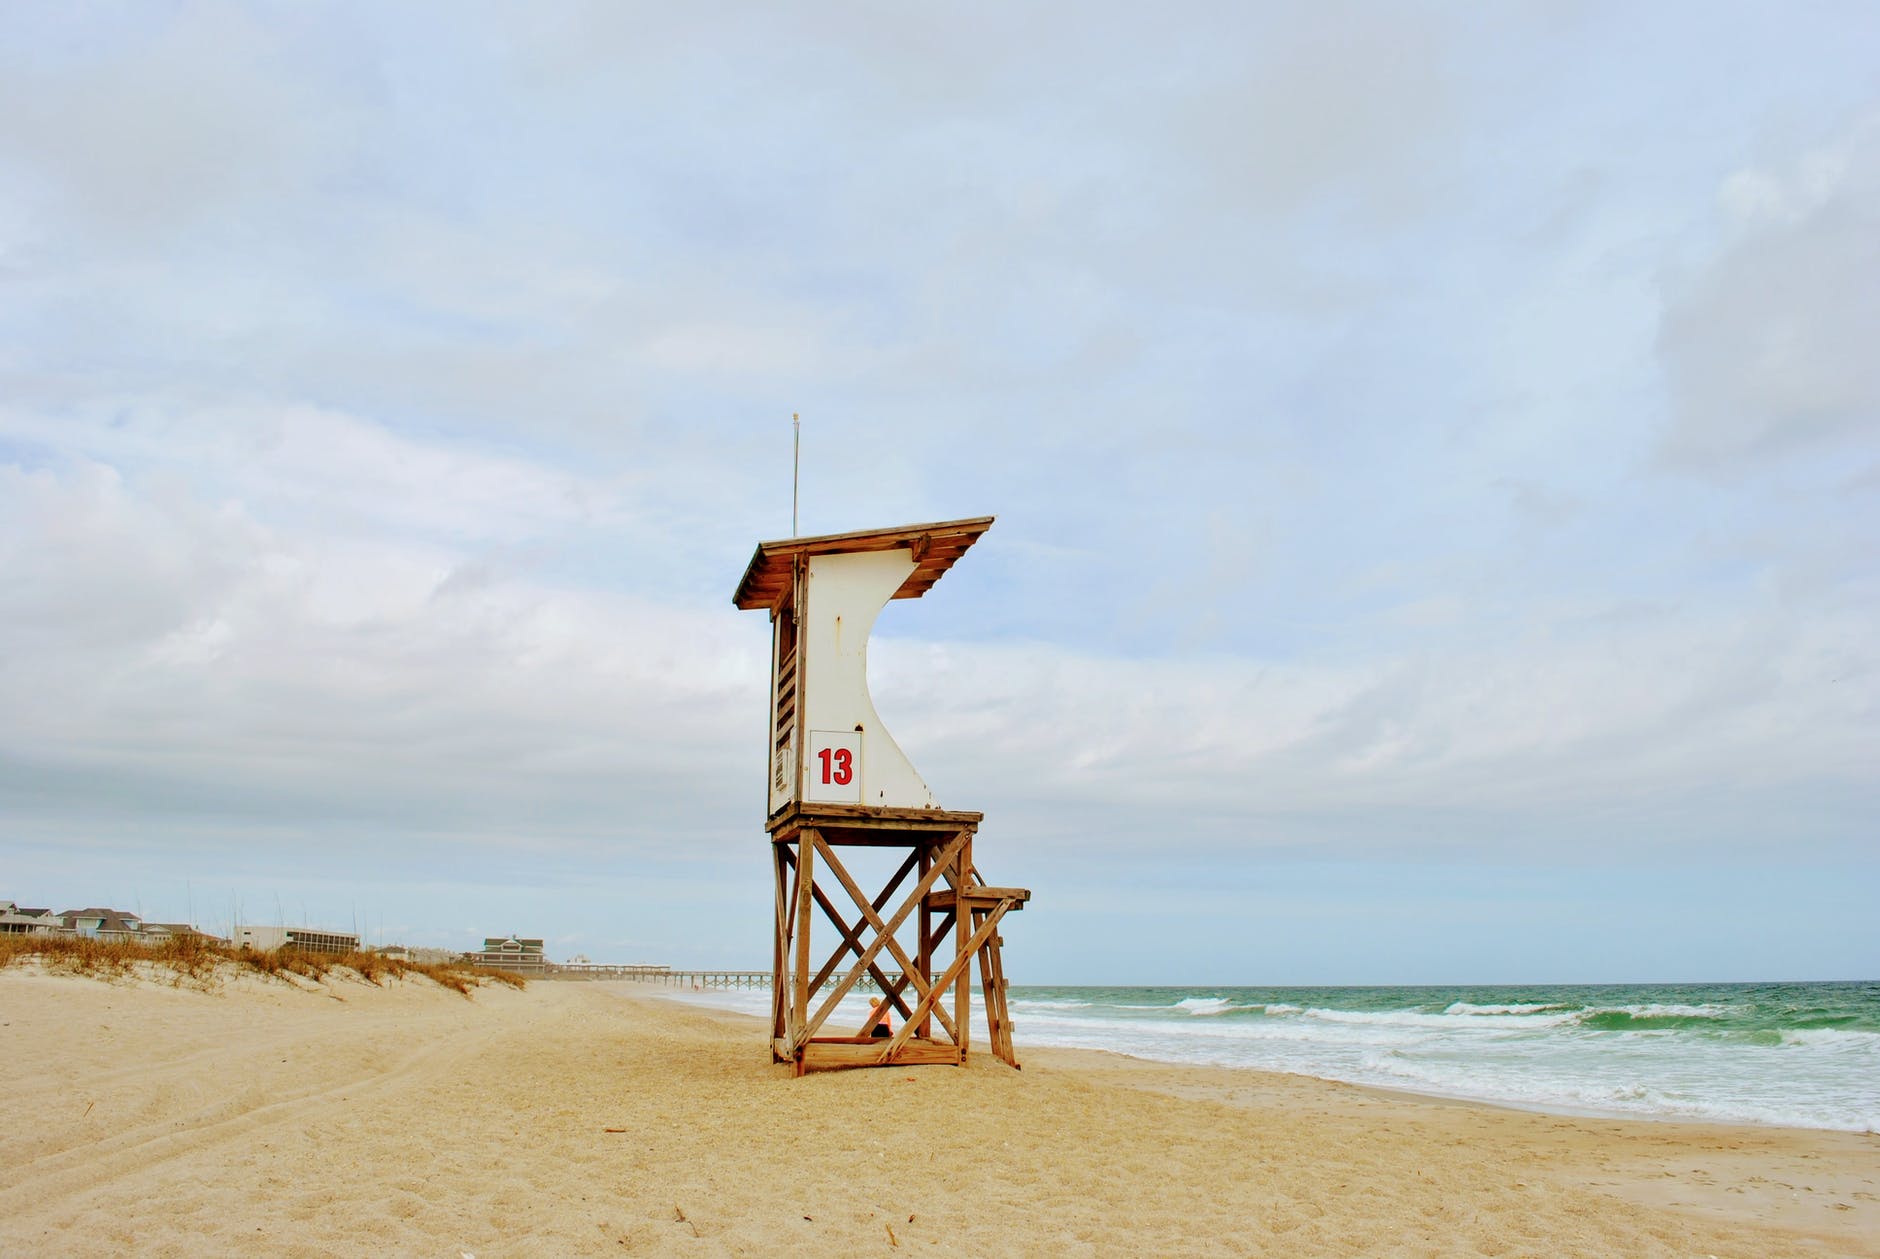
[794,549,936,810]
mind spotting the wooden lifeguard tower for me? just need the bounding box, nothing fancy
[733,516,1029,1074]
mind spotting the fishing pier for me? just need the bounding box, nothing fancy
[548,964,905,992]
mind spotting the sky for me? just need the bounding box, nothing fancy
[2,2,1875,984]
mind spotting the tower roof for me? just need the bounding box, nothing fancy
[732,516,993,610]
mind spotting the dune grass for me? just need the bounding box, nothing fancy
[0,931,526,995]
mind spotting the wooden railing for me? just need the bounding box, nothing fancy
[548,963,676,980]
[548,966,905,991]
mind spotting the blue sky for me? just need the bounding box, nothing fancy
[2,2,1875,982]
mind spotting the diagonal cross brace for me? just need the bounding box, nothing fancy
[786,845,918,1019]
[812,833,959,1043]
[800,830,968,1047]
[808,881,917,1023]
[875,895,1016,1064]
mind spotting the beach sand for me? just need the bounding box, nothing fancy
[1,968,1873,1257]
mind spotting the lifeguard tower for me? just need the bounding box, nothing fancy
[733,516,1029,1074]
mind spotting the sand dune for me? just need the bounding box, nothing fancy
[1,968,1872,1256]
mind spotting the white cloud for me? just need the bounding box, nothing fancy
[9,418,1869,874]
[2,398,619,545]
[0,4,360,244]
[1658,117,1880,467]
[3,630,755,853]
[1,3,1875,974]
[0,426,765,856]
[871,590,1877,855]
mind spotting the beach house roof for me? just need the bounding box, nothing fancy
[480,936,544,954]
[732,516,994,610]
[56,908,143,934]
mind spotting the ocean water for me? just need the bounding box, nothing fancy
[663,980,1880,1132]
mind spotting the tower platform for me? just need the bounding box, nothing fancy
[767,804,1027,1073]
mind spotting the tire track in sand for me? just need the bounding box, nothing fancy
[0,983,538,1221]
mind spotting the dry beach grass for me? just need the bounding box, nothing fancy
[0,931,527,994]
[0,970,1873,1257]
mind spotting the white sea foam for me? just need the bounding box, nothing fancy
[1302,1007,1446,1027]
[1348,1049,1879,1131]
[1443,1001,1569,1016]
[1262,1003,1303,1015]
[1175,996,1233,1015]
[1778,1027,1880,1047]
[1302,1006,1581,1030]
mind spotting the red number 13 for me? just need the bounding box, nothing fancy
[817,746,854,786]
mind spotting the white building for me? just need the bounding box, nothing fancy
[234,925,360,955]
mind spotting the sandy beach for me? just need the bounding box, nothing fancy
[1,967,1873,1257]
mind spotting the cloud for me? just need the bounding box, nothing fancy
[0,432,765,858]
[0,4,361,245]
[1163,7,1455,224]
[1657,116,1880,468]
[0,3,1875,974]
[872,587,1877,858]
[8,407,1870,880]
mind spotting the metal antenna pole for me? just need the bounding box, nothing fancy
[792,412,800,536]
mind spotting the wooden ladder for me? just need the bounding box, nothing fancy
[922,876,1029,1069]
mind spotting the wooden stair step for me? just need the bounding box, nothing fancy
[924,886,1030,912]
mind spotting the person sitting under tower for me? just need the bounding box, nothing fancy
[868,997,893,1039]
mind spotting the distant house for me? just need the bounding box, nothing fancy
[371,944,459,965]
[0,902,59,935]
[472,935,548,974]
[54,908,146,941]
[234,926,360,955]
[4,902,226,945]
[142,922,224,945]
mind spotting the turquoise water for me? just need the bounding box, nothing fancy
[1004,981,1880,1132]
[669,979,1880,1131]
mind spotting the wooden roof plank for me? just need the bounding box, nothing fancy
[732,515,994,609]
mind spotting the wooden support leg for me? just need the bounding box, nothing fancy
[792,831,816,1072]
[977,911,1018,1068]
[917,847,933,1040]
[996,931,1016,1067]
[771,841,790,1054]
[974,907,997,1062]
[954,831,972,1061]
